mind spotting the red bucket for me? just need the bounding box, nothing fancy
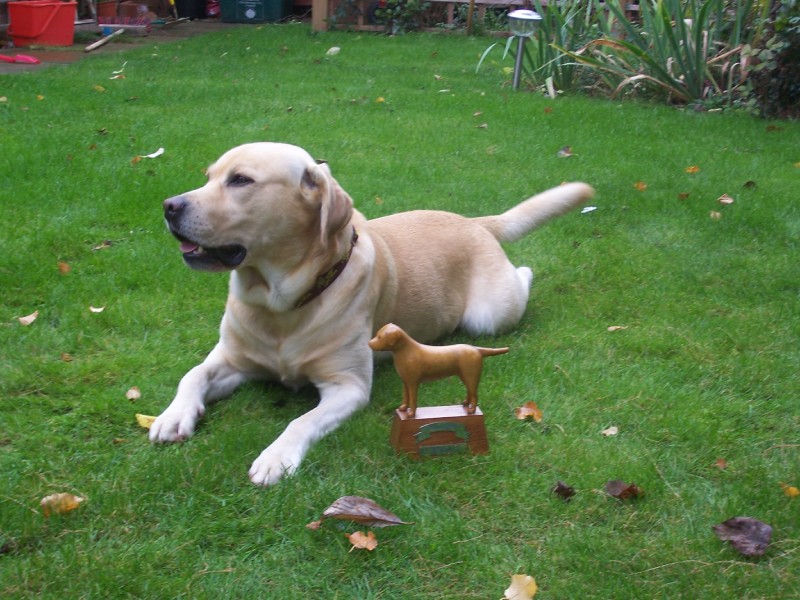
[8,1,78,47]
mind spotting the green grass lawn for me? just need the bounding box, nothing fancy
[1,23,799,598]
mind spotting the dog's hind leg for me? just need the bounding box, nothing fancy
[460,262,533,335]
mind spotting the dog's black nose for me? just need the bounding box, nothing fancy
[163,196,187,221]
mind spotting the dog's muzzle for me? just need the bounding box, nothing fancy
[163,195,247,272]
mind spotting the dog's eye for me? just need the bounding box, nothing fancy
[228,174,254,187]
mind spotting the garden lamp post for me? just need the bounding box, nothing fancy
[508,9,542,90]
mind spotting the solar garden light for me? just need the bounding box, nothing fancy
[508,9,542,90]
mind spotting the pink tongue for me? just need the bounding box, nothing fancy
[180,241,199,253]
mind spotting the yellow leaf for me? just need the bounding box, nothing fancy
[40,492,85,517]
[376,97,385,103]
[633,181,647,191]
[504,574,537,600]
[18,310,39,326]
[346,531,378,551]
[718,194,735,205]
[93,85,106,93]
[136,414,156,429]
[126,386,141,401]
[37,95,45,101]
[607,325,628,332]
[685,165,700,174]
[780,483,800,498]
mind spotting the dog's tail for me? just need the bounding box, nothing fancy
[473,182,594,243]
[478,347,509,357]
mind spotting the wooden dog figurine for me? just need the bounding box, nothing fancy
[368,323,508,417]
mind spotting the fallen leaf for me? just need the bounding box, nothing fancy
[326,46,340,56]
[40,492,85,517]
[135,414,156,429]
[601,426,619,437]
[743,180,757,189]
[605,479,643,499]
[552,480,576,501]
[18,310,39,326]
[473,111,482,117]
[126,386,141,401]
[37,95,45,101]
[306,520,323,530]
[543,106,553,114]
[92,240,112,251]
[713,517,772,556]
[678,192,690,200]
[60,353,74,362]
[504,574,537,600]
[557,145,573,158]
[685,165,700,174]
[780,483,800,498]
[109,74,126,80]
[515,401,543,423]
[58,261,71,274]
[714,458,728,470]
[633,181,648,192]
[346,531,378,551]
[718,194,735,205]
[710,211,722,220]
[315,496,411,528]
[376,97,385,103]
[607,325,627,332]
[144,147,165,159]
[93,85,106,93]
[476,123,488,129]
[89,306,105,313]
[581,206,597,214]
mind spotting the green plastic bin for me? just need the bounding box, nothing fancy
[220,0,290,22]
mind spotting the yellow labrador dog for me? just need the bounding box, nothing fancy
[149,142,593,485]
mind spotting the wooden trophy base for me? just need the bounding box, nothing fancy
[390,405,489,458]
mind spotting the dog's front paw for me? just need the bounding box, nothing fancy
[149,403,205,443]
[248,444,303,486]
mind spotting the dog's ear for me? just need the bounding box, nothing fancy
[302,163,353,247]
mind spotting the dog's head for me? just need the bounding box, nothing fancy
[368,323,404,351]
[163,142,354,272]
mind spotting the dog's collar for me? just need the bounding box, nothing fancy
[294,228,359,309]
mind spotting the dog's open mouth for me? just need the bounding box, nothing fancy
[178,239,247,271]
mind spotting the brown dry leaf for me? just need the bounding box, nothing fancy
[633,181,647,191]
[346,531,378,552]
[601,426,619,437]
[60,353,74,362]
[743,180,757,189]
[58,261,72,274]
[718,194,735,205]
[714,458,728,470]
[607,325,627,332]
[713,516,772,557]
[552,480,576,501]
[504,574,537,600]
[557,145,573,158]
[515,401,543,423]
[710,211,722,220]
[126,386,141,401]
[605,479,643,500]
[306,520,323,531]
[135,414,156,429]
[131,155,143,166]
[40,492,85,517]
[316,496,411,528]
[18,310,39,326]
[678,192,690,200]
[543,106,553,114]
[685,165,700,174]
[476,123,488,129]
[780,483,800,498]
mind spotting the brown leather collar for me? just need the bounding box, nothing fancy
[294,228,358,309]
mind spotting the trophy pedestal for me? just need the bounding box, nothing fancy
[390,405,488,458]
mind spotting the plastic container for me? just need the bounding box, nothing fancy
[219,0,290,23]
[8,1,78,47]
